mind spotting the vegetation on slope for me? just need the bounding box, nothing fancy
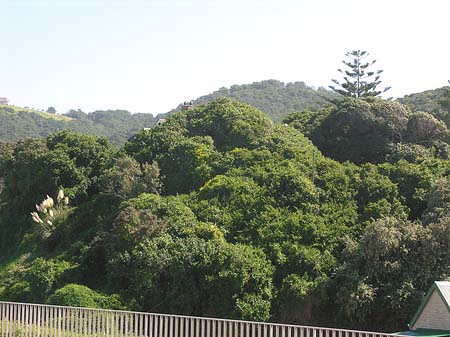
[398,86,450,115]
[1,98,450,332]
[0,104,73,121]
[2,83,449,149]
[169,79,338,122]
[284,97,449,164]
[0,79,336,145]
[0,106,156,147]
[398,86,450,132]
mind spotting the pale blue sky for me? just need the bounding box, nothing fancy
[1,0,449,115]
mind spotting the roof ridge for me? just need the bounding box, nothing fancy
[409,282,450,329]
[436,281,450,308]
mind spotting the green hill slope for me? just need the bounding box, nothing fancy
[0,106,156,147]
[5,83,448,148]
[0,80,336,145]
[0,104,73,121]
[397,86,450,114]
[168,79,338,121]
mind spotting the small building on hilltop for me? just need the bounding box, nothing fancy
[398,281,450,336]
[154,118,167,127]
[0,97,8,105]
[181,100,194,111]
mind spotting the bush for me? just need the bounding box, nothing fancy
[108,235,274,321]
[48,284,122,309]
[0,281,32,302]
[25,258,75,301]
[186,98,273,150]
[311,97,411,163]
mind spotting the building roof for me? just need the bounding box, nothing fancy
[154,118,167,126]
[395,329,450,337]
[409,282,450,329]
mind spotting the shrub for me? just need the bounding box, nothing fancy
[25,258,75,301]
[48,284,122,309]
[1,281,32,302]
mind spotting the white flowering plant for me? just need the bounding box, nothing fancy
[31,189,69,238]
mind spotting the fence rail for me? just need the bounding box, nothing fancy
[0,301,404,337]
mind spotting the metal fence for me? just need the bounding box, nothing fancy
[0,301,404,337]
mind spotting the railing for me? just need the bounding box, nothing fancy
[0,301,404,337]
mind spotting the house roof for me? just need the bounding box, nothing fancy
[395,329,450,337]
[409,281,450,329]
[154,118,166,124]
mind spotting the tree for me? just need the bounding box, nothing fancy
[405,112,448,144]
[438,80,450,112]
[0,142,14,194]
[108,235,274,321]
[25,258,74,302]
[46,107,56,114]
[185,97,273,151]
[310,98,410,163]
[46,131,114,194]
[330,50,391,98]
[334,217,425,330]
[99,155,162,199]
[422,178,450,225]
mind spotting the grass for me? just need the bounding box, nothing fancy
[0,105,73,122]
[0,322,89,337]
[0,319,148,337]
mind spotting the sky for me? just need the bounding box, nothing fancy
[1,0,449,115]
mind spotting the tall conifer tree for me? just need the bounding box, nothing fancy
[330,50,391,98]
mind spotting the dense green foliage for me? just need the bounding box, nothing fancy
[2,97,450,332]
[169,80,338,122]
[48,284,123,309]
[398,86,450,127]
[285,97,450,164]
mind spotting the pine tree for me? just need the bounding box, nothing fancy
[329,50,391,98]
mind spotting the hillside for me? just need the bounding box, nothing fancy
[1,98,450,331]
[0,104,73,121]
[398,86,450,114]
[0,106,156,147]
[0,80,336,145]
[168,79,339,121]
